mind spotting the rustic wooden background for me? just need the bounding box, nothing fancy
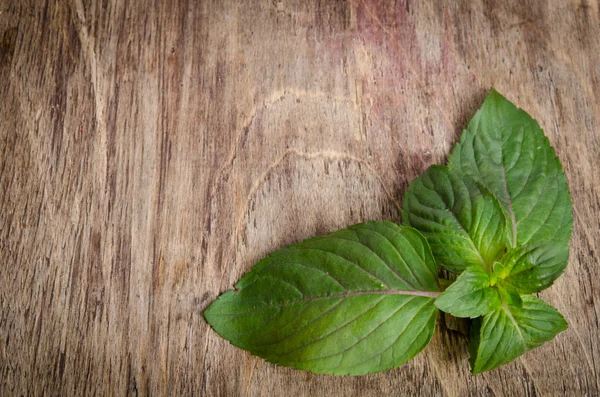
[1,0,599,395]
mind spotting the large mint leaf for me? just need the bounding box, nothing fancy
[448,89,573,249]
[204,221,441,375]
[434,267,501,318]
[469,295,568,374]
[498,242,569,293]
[402,165,506,273]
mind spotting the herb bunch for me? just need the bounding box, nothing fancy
[205,90,572,375]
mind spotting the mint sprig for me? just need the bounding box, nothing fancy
[204,89,572,375]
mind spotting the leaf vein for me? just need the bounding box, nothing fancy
[255,259,348,291]
[336,299,434,371]
[299,246,391,289]
[252,298,346,349]
[498,120,518,248]
[277,296,388,358]
[332,233,420,290]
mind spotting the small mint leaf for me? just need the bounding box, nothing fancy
[204,221,441,375]
[402,165,506,273]
[469,295,568,374]
[500,242,569,294]
[435,267,501,318]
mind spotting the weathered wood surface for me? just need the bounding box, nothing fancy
[1,0,599,395]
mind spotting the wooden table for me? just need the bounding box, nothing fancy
[1,0,599,395]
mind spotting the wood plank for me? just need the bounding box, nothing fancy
[1,0,598,395]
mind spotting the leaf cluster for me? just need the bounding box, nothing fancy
[204,90,572,375]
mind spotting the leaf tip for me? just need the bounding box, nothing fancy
[487,87,505,101]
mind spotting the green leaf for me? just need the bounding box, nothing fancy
[435,267,501,318]
[469,295,568,374]
[204,221,441,375]
[499,242,570,293]
[448,89,573,249]
[402,165,506,273]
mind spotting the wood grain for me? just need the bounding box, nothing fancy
[1,0,599,395]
